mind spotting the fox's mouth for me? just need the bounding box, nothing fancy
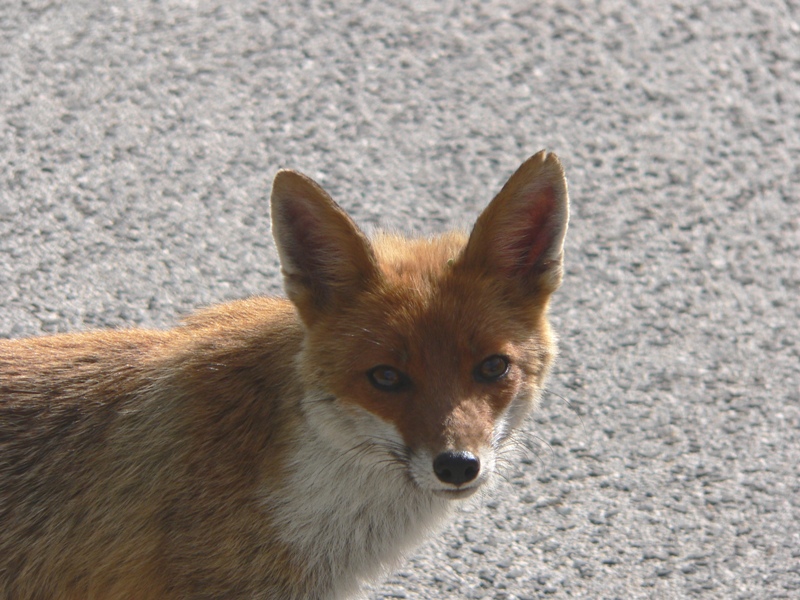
[432,486,481,500]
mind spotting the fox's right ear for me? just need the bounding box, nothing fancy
[458,151,570,297]
[270,170,378,324]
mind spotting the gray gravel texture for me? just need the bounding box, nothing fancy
[2,1,799,598]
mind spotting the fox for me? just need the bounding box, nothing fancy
[0,150,569,599]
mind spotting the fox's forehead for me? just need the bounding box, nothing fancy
[342,246,538,367]
[371,231,469,282]
[308,231,551,370]
[369,231,479,347]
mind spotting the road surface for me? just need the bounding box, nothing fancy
[1,1,798,598]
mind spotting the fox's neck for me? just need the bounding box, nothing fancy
[269,405,454,599]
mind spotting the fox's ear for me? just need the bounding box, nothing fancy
[458,151,569,295]
[270,170,378,323]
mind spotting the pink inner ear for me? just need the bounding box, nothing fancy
[506,186,558,273]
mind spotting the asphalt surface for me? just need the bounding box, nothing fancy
[1,1,799,598]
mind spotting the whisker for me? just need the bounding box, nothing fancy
[529,434,554,458]
[546,388,588,439]
[306,395,337,405]
[493,469,513,485]
[496,432,551,469]
[316,439,376,474]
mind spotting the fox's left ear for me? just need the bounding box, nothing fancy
[458,150,570,296]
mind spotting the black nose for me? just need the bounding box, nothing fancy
[433,451,480,485]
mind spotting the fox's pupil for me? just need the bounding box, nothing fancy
[477,355,509,381]
[368,366,405,391]
[378,369,397,385]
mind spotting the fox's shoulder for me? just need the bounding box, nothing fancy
[180,296,296,332]
[0,297,299,354]
[0,297,303,401]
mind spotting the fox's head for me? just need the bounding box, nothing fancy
[270,151,569,499]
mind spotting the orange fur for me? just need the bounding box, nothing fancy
[0,151,569,599]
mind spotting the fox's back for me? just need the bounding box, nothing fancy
[0,298,304,599]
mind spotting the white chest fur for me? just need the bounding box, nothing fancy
[267,416,454,599]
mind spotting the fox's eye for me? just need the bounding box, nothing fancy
[475,355,510,382]
[367,365,409,392]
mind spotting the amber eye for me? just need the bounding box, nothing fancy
[474,355,510,382]
[367,365,410,392]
